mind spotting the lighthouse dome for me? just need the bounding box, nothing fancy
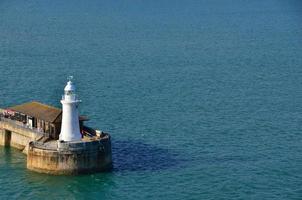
[64,81,76,92]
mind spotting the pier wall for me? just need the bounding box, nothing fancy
[0,119,113,175]
[27,137,112,175]
[0,129,11,146]
[0,121,41,150]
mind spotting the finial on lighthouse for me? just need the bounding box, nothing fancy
[59,77,82,141]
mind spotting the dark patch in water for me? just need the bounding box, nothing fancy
[112,140,186,172]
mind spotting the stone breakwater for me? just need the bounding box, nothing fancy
[27,136,112,175]
[0,116,112,175]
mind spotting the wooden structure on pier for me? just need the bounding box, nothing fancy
[4,101,88,139]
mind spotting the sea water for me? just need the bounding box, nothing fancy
[0,0,302,199]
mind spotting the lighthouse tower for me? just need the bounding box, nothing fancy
[59,77,82,141]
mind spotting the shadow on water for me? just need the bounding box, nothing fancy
[112,139,187,172]
[1,139,187,177]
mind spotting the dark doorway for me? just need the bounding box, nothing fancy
[4,130,11,146]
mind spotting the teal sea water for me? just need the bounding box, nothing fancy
[1,0,302,199]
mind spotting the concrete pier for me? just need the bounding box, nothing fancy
[27,135,112,175]
[0,129,11,147]
[0,117,113,175]
[0,79,113,175]
[0,118,41,150]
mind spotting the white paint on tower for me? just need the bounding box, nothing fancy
[59,76,82,141]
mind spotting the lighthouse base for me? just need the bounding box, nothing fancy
[27,135,112,175]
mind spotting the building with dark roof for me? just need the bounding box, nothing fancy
[5,101,88,139]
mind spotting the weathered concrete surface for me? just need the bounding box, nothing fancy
[0,120,41,150]
[0,119,112,175]
[27,135,112,175]
[0,129,11,146]
[0,129,6,146]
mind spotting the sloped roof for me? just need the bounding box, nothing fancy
[9,101,88,123]
[9,101,62,123]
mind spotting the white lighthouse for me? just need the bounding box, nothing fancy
[59,77,82,141]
